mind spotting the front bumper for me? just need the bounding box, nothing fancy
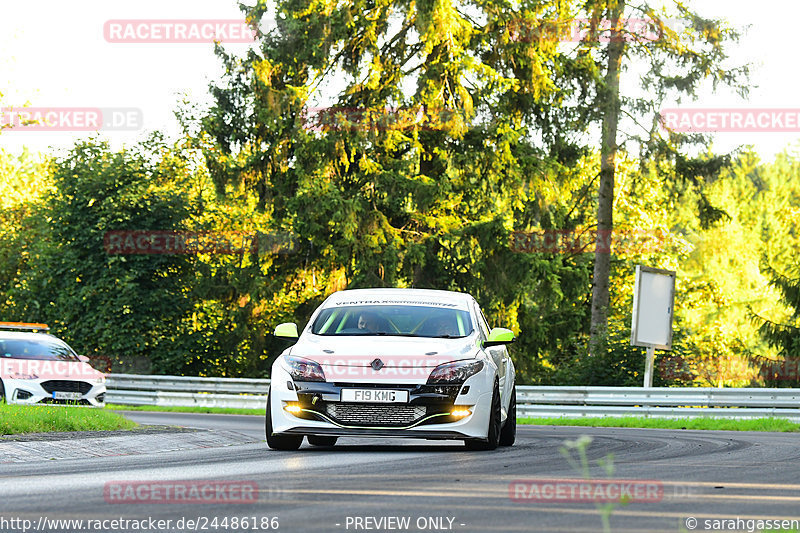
[2,378,106,407]
[268,364,493,440]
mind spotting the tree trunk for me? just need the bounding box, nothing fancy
[589,0,625,355]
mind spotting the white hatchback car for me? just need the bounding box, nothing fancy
[0,323,106,406]
[266,288,516,450]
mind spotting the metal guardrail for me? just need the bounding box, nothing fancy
[515,386,800,421]
[106,375,800,420]
[106,374,269,409]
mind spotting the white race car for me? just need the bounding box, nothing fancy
[0,323,106,406]
[266,288,516,450]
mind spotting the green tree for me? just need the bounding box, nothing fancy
[757,264,800,386]
[6,137,197,374]
[186,0,606,382]
[0,149,50,313]
[574,1,750,353]
[748,152,800,386]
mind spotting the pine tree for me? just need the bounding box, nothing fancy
[576,1,749,353]
[756,263,800,385]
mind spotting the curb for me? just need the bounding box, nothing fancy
[0,426,259,463]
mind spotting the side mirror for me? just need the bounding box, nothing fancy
[274,322,299,339]
[77,355,90,363]
[484,327,515,348]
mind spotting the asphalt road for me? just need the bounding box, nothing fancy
[2,411,800,533]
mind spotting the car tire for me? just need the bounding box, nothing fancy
[307,436,338,447]
[465,382,501,451]
[265,392,303,451]
[499,385,516,447]
[0,379,5,403]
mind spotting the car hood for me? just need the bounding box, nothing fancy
[287,335,480,383]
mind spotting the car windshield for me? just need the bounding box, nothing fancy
[0,338,79,361]
[311,304,474,338]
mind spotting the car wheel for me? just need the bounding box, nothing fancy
[0,380,5,403]
[265,392,303,451]
[499,385,516,447]
[307,436,338,447]
[465,382,501,451]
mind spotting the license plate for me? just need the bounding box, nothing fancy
[341,389,409,403]
[53,391,82,400]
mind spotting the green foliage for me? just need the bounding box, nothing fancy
[548,311,695,387]
[181,0,604,381]
[3,137,197,374]
[0,150,51,313]
[674,151,800,387]
[0,3,792,389]
[755,263,800,386]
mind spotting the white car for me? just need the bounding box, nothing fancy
[0,323,106,406]
[266,288,516,450]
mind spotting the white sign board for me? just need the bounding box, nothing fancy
[630,265,675,350]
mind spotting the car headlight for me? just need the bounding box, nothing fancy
[427,360,484,385]
[285,356,326,382]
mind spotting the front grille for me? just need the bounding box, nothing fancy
[41,398,91,405]
[324,403,426,427]
[40,380,92,394]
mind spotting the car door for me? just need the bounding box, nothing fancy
[474,303,506,391]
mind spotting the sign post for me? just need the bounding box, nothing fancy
[630,265,676,387]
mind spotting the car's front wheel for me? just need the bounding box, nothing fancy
[465,382,501,451]
[499,385,516,447]
[307,436,338,447]
[265,392,303,451]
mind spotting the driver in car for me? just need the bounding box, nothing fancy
[357,312,381,332]
[422,316,457,337]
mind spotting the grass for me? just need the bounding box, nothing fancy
[106,404,263,415]
[0,402,137,435]
[519,416,800,432]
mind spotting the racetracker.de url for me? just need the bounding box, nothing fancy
[0,516,280,532]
